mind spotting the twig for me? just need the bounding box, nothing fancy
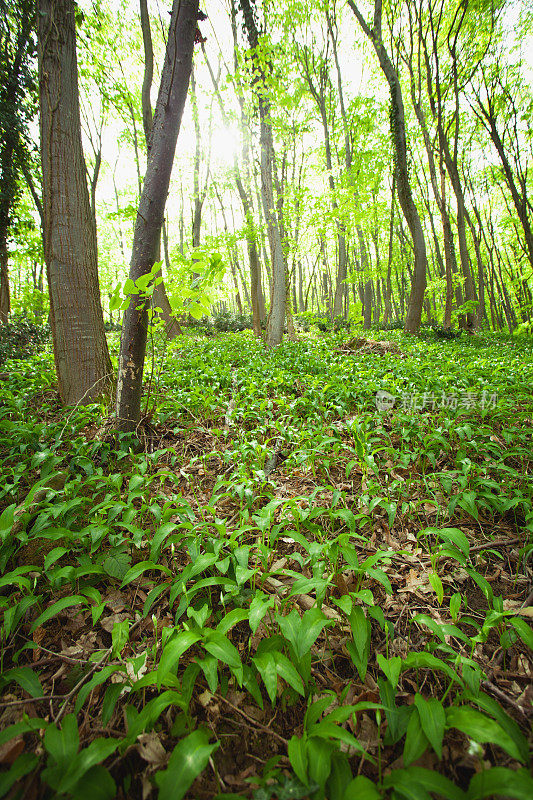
[53,603,154,724]
[481,679,531,722]
[215,693,289,746]
[470,537,521,553]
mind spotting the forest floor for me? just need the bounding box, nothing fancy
[0,327,532,800]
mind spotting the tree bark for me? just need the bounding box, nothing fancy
[39,0,111,404]
[116,0,198,431]
[139,0,182,339]
[239,0,286,346]
[348,0,427,333]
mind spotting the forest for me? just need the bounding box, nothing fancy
[0,0,532,797]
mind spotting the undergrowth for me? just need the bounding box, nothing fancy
[0,329,531,799]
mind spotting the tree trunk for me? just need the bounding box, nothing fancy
[116,0,198,431]
[348,0,426,332]
[39,0,111,404]
[139,0,182,340]
[239,0,286,345]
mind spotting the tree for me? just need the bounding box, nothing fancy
[116,0,199,432]
[239,0,287,346]
[138,0,182,339]
[39,0,111,404]
[348,0,427,333]
[0,0,36,323]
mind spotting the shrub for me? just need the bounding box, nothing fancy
[212,311,253,332]
[0,316,50,365]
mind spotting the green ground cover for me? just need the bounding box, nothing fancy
[0,329,531,799]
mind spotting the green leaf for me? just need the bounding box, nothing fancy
[0,753,39,798]
[252,652,278,704]
[70,765,116,800]
[467,767,533,800]
[404,767,466,800]
[274,651,305,696]
[111,619,129,657]
[446,707,524,762]
[508,616,533,650]
[0,667,43,698]
[155,729,219,799]
[203,632,242,672]
[288,735,308,786]
[306,736,333,790]
[424,527,470,556]
[414,695,445,759]
[343,775,382,800]
[30,595,87,633]
[0,504,16,534]
[376,655,401,689]
[121,560,171,587]
[428,572,444,604]
[403,708,429,766]
[249,592,275,634]
[158,631,201,685]
[43,714,79,767]
[102,552,131,581]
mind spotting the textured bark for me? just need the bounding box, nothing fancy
[116,0,198,431]
[0,6,34,323]
[349,0,426,333]
[39,0,111,404]
[0,246,10,323]
[139,0,182,340]
[239,0,286,345]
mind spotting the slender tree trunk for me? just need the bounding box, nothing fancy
[139,0,182,339]
[116,0,198,431]
[348,0,426,332]
[39,0,111,404]
[239,0,286,345]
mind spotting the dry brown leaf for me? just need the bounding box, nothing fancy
[137,731,167,767]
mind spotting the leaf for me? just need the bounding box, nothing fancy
[306,736,333,790]
[121,561,171,587]
[157,631,201,685]
[30,595,87,633]
[252,652,278,705]
[288,735,308,786]
[428,572,444,604]
[424,527,470,556]
[0,667,43,698]
[249,592,275,634]
[203,632,242,671]
[376,655,401,689]
[70,765,116,800]
[404,767,466,800]
[508,617,533,650]
[467,767,533,800]
[0,504,16,534]
[0,753,39,798]
[403,708,429,766]
[343,775,382,800]
[414,695,445,759]
[274,651,305,696]
[102,552,131,581]
[43,714,79,768]
[446,707,524,762]
[155,729,219,799]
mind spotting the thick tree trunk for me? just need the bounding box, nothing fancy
[39,0,111,404]
[348,0,426,333]
[116,0,198,431]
